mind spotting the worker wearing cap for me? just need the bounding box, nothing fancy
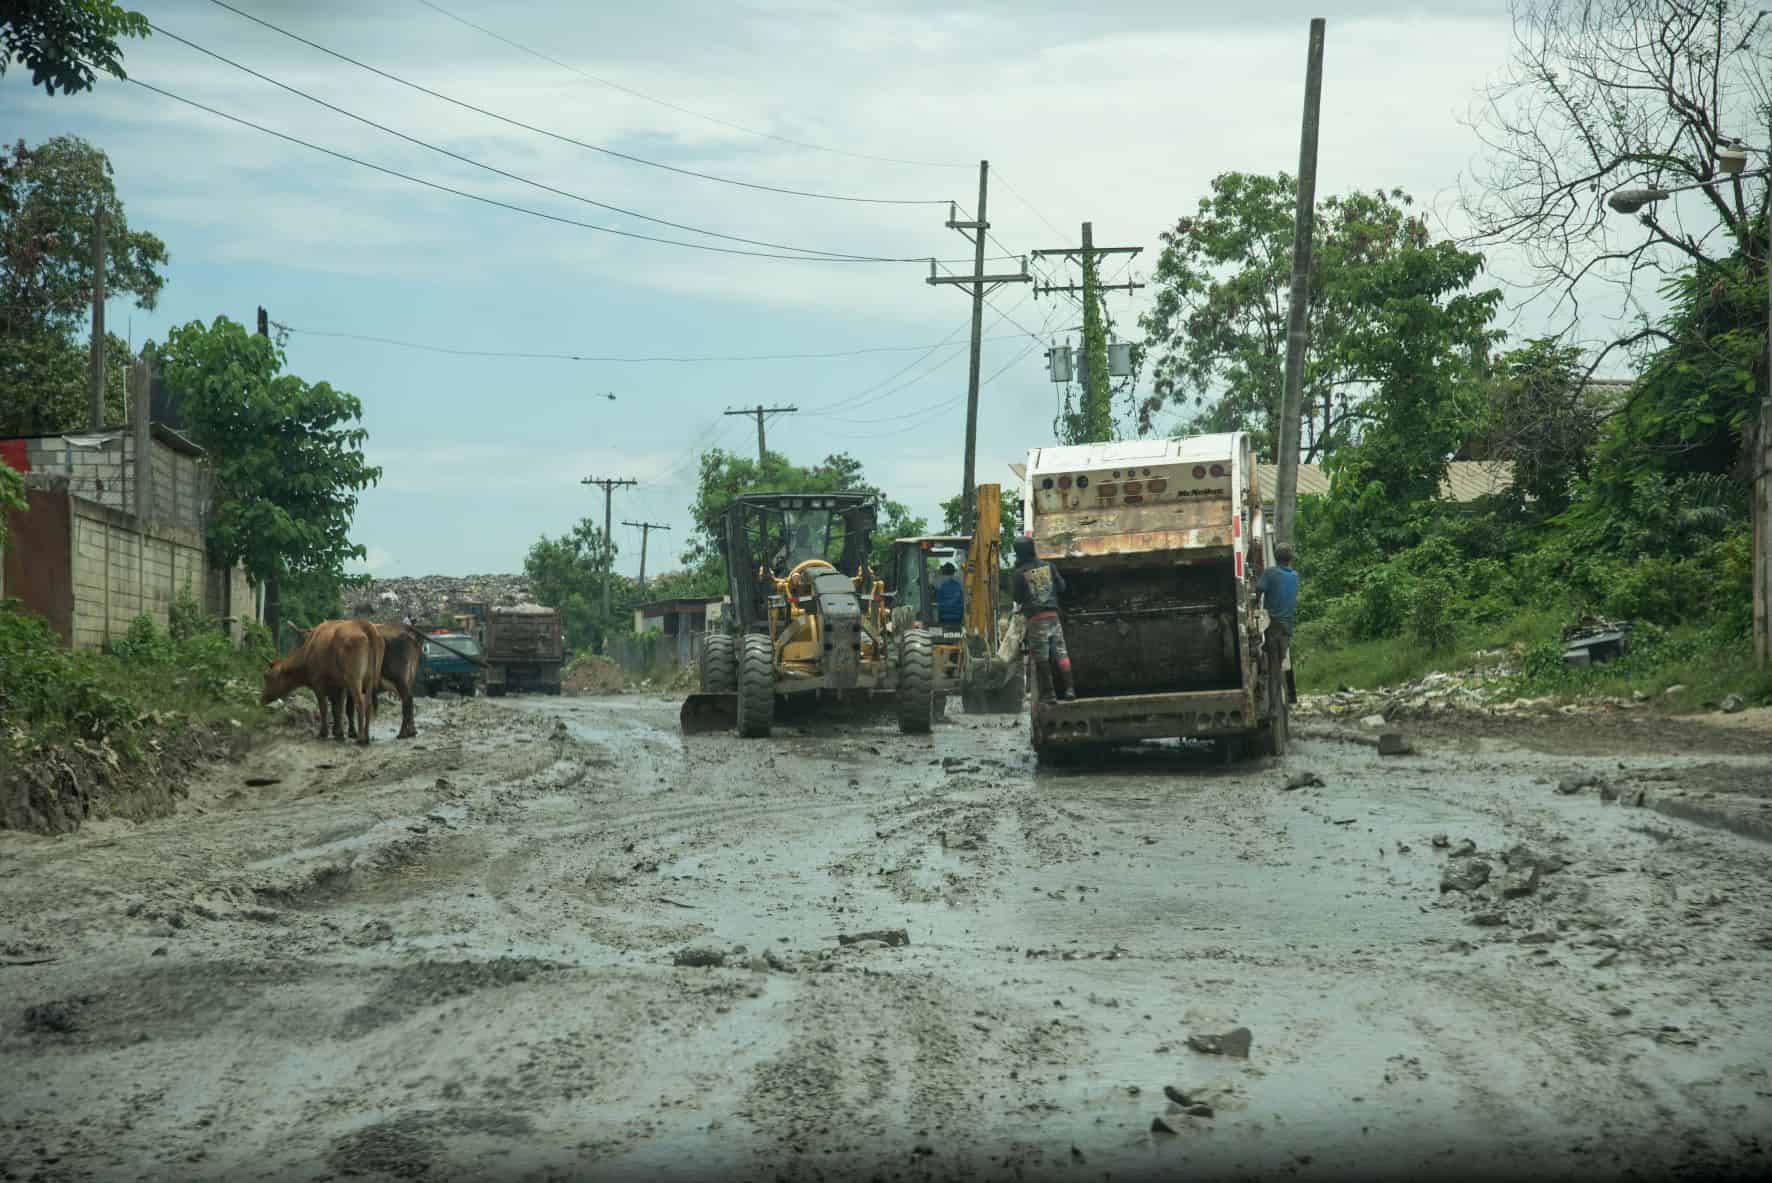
[1012,536,1076,703]
[934,561,964,628]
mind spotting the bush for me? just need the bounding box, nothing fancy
[1407,577,1458,653]
[0,602,135,743]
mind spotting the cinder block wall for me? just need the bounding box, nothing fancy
[69,498,212,650]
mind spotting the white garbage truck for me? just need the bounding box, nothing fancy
[1019,432,1291,763]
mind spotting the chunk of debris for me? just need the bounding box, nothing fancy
[1720,694,1746,714]
[1449,839,1477,859]
[1185,1026,1252,1058]
[1150,1117,1179,1136]
[1516,931,1556,944]
[1162,1084,1193,1106]
[1183,1103,1215,1118]
[1440,860,1492,895]
[1556,775,1598,796]
[837,928,909,948]
[243,775,281,788]
[1469,911,1507,927]
[1377,732,1413,756]
[672,946,727,968]
[1359,714,1388,729]
[1282,771,1325,792]
[1431,833,1450,848]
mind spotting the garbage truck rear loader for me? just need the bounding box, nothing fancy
[1022,433,1289,762]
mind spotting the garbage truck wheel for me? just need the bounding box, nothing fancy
[735,635,774,738]
[701,633,737,694]
[897,630,933,735]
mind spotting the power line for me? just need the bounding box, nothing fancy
[205,0,955,202]
[125,78,950,264]
[991,167,1069,240]
[411,0,971,171]
[278,324,1035,363]
[152,24,927,262]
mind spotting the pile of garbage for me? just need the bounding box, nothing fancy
[346,574,534,622]
[1297,661,1518,722]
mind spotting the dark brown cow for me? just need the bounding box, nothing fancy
[339,623,423,740]
[261,619,385,745]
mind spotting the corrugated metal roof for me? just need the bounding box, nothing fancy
[1257,460,1512,504]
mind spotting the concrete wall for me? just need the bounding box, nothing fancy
[16,429,208,532]
[68,496,212,650]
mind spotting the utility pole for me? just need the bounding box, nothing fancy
[581,476,637,637]
[1032,225,1143,445]
[723,405,797,467]
[1274,17,1327,549]
[926,161,1031,534]
[90,204,106,428]
[622,521,672,599]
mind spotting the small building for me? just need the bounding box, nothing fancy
[1256,460,1514,515]
[1,412,259,648]
[627,596,723,670]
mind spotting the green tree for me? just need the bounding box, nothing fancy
[0,135,166,433]
[0,458,23,550]
[156,316,381,641]
[1137,173,1499,463]
[1,0,148,95]
[1460,339,1601,515]
[524,519,634,654]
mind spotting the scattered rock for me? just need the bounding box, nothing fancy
[349,920,394,946]
[1150,1117,1179,1136]
[1162,1085,1192,1105]
[1664,684,1687,698]
[1359,714,1388,729]
[1431,833,1450,848]
[1281,771,1324,792]
[1720,694,1746,714]
[243,776,281,788]
[1183,1103,1215,1118]
[1440,860,1492,895]
[1185,1026,1252,1058]
[1469,911,1507,927]
[1377,732,1413,756]
[837,928,909,947]
[1516,931,1556,944]
[672,946,727,968]
[1556,776,1597,796]
[1449,839,1477,859]
[1502,860,1545,896]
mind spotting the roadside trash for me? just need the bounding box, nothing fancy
[1185,1026,1252,1058]
[837,929,909,947]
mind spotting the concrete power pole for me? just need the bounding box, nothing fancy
[1758,205,1772,663]
[89,204,106,429]
[1274,17,1327,549]
[1032,227,1143,445]
[622,520,672,599]
[723,405,797,467]
[581,476,637,639]
[926,161,1031,534]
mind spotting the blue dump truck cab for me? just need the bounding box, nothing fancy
[417,632,482,697]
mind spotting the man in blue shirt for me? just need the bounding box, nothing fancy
[933,562,965,628]
[1255,543,1299,660]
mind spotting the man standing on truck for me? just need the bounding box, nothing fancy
[934,561,964,629]
[1012,536,1076,703]
[1255,543,1299,661]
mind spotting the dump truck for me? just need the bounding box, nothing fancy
[680,492,933,737]
[887,483,1023,714]
[1021,433,1290,763]
[483,604,563,696]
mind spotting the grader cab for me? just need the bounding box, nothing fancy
[679,492,934,737]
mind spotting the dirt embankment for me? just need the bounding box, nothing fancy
[0,719,273,836]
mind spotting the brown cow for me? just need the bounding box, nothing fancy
[336,624,423,740]
[261,619,385,745]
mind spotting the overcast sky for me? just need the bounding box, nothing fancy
[8,0,1549,580]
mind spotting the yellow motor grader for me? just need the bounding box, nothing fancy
[680,492,934,737]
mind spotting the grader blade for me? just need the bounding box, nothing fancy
[679,692,738,734]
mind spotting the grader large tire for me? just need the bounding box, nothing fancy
[897,630,934,735]
[701,633,737,694]
[735,634,775,738]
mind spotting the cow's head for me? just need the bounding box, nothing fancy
[261,657,301,705]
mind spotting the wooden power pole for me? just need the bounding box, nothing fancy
[723,405,797,467]
[89,204,106,428]
[622,520,672,598]
[927,161,1031,534]
[1032,224,1144,444]
[581,476,637,637]
[1274,17,1327,549]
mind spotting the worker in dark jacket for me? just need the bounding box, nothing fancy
[1012,536,1076,703]
[934,562,964,628]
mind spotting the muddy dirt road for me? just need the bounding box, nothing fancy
[4,694,1771,1182]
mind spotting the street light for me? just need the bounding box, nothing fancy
[1605,147,1772,663]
